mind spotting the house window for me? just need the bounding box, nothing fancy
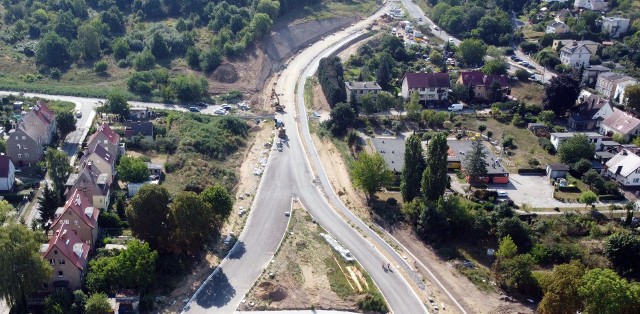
[54,250,58,255]
[17,154,21,159]
[58,259,65,265]
[64,219,69,225]
[74,220,79,226]
[634,178,640,183]
[58,271,63,278]
[49,259,55,266]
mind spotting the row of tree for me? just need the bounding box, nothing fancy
[318,57,347,107]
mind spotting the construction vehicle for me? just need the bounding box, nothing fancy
[270,88,284,112]
[275,119,286,139]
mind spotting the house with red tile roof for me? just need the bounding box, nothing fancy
[65,163,112,210]
[87,123,123,157]
[599,108,640,142]
[50,189,100,247]
[456,71,509,101]
[6,102,56,167]
[40,224,90,291]
[401,72,451,101]
[80,144,117,181]
[0,155,15,191]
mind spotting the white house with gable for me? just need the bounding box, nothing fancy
[605,150,640,186]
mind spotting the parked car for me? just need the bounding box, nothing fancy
[75,110,82,118]
[195,102,208,107]
[188,107,200,112]
[497,190,508,197]
[222,104,232,111]
[214,109,226,115]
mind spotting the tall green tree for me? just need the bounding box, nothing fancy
[328,102,356,137]
[401,135,426,202]
[149,32,169,59]
[497,217,532,253]
[200,185,234,228]
[126,185,171,250]
[579,268,640,314]
[45,148,72,198]
[112,37,130,60]
[251,13,273,38]
[538,261,586,314]
[558,134,595,164]
[38,183,61,233]
[481,58,508,75]
[77,22,102,60]
[103,92,130,118]
[543,74,580,116]
[421,133,449,202]
[405,91,422,121]
[36,32,71,67]
[352,152,393,204]
[117,156,150,183]
[376,53,393,91]
[457,38,487,66]
[85,293,111,314]
[0,224,52,310]
[169,191,215,253]
[605,233,640,280]
[463,138,488,184]
[56,111,77,140]
[625,84,640,111]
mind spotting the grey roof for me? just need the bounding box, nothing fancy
[547,163,569,171]
[600,140,620,146]
[370,138,406,173]
[345,81,382,91]
[447,140,508,175]
[550,132,603,138]
[606,151,640,177]
[145,162,163,170]
[596,151,615,159]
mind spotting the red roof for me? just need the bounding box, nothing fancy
[87,123,120,147]
[82,144,116,167]
[459,71,508,88]
[42,224,90,270]
[404,72,451,89]
[483,75,509,88]
[52,189,99,230]
[0,155,13,178]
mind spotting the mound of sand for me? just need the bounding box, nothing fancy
[256,282,288,302]
[212,63,239,83]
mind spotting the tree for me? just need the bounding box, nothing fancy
[626,84,640,112]
[104,92,130,118]
[582,169,601,190]
[133,50,156,71]
[405,91,422,121]
[463,138,488,184]
[543,74,580,116]
[495,253,537,295]
[85,293,111,314]
[376,53,393,90]
[571,158,592,178]
[496,235,518,260]
[112,37,130,60]
[0,224,52,310]
[457,38,487,66]
[579,268,640,314]
[538,110,556,125]
[117,156,150,183]
[94,60,108,74]
[36,32,70,67]
[200,48,221,73]
[45,148,72,198]
[0,201,13,226]
[421,133,449,202]
[186,47,200,69]
[86,240,158,293]
[514,69,530,81]
[318,57,347,107]
[200,185,234,228]
[38,184,60,233]
[538,261,586,314]
[360,94,376,115]
[497,217,533,253]
[71,290,87,314]
[256,0,280,19]
[352,152,393,204]
[478,124,486,133]
[126,185,171,250]
[77,22,102,60]
[482,58,508,75]
[605,233,640,280]
[251,13,273,38]
[401,135,426,202]
[429,50,444,68]
[579,191,598,209]
[487,80,504,103]
[170,74,208,102]
[376,91,396,112]
[56,111,77,140]
[328,103,356,137]
[558,134,595,164]
[169,191,215,253]
[149,32,169,59]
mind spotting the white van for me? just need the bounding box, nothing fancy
[447,104,464,111]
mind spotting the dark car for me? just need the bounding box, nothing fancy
[188,107,200,112]
[195,102,208,107]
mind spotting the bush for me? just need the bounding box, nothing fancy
[386,198,398,206]
[598,194,625,201]
[94,60,108,74]
[558,185,581,193]
[358,292,387,313]
[538,137,555,154]
[473,189,498,201]
[517,168,546,175]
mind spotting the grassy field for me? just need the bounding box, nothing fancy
[510,81,545,105]
[455,115,560,170]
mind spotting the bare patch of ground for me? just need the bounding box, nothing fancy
[209,47,273,100]
[240,203,378,311]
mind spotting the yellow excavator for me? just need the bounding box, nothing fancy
[271,88,284,112]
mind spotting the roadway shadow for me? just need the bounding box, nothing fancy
[194,268,236,308]
[227,240,246,259]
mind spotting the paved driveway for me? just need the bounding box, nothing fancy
[489,174,569,208]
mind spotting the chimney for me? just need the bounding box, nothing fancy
[615,165,624,175]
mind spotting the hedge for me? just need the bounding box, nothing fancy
[598,194,625,201]
[558,186,581,193]
[517,168,547,175]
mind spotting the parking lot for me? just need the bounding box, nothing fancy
[488,174,571,208]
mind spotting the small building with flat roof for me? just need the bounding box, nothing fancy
[447,140,509,184]
[370,138,406,173]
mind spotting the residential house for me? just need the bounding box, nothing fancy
[605,150,640,186]
[602,17,630,38]
[552,40,600,57]
[582,65,611,86]
[549,132,604,150]
[80,144,116,182]
[65,163,111,210]
[345,81,383,104]
[555,9,573,22]
[546,21,571,34]
[546,163,570,179]
[560,42,593,67]
[599,108,640,142]
[401,73,451,101]
[86,123,123,157]
[6,103,56,167]
[613,77,638,105]
[595,72,637,101]
[129,107,152,120]
[447,140,509,184]
[40,224,90,291]
[0,155,15,191]
[568,94,614,130]
[123,121,154,141]
[574,0,609,11]
[50,189,100,247]
[456,71,509,100]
